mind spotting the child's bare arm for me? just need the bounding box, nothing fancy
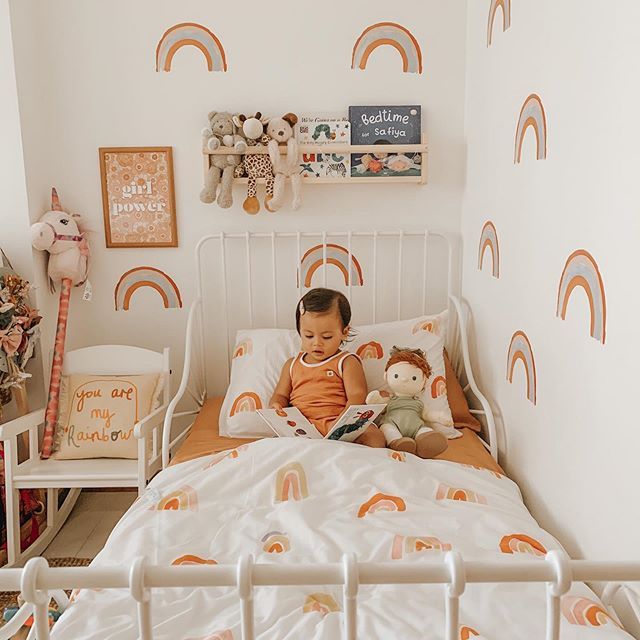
[270,358,293,410]
[342,355,368,406]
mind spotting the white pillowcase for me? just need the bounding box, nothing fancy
[219,311,456,439]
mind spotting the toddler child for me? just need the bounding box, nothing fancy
[270,288,385,448]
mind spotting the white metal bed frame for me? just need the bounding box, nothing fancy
[1,230,639,640]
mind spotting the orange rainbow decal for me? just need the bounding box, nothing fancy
[515,94,547,163]
[275,462,309,502]
[229,392,262,416]
[388,450,406,462]
[562,596,622,628]
[556,250,606,344]
[352,22,423,74]
[431,376,446,398]
[261,531,291,553]
[152,485,198,511]
[156,23,227,72]
[233,339,253,358]
[356,341,384,360]
[115,267,182,311]
[303,593,341,616]
[478,221,500,278]
[436,484,487,504]
[487,0,511,46]
[461,463,503,480]
[299,244,364,288]
[358,493,406,518]
[391,535,452,560]
[172,555,217,565]
[460,627,481,640]
[507,331,537,405]
[412,318,439,334]
[499,534,547,557]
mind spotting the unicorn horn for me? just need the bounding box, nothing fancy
[51,187,63,211]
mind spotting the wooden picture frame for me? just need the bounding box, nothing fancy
[99,147,178,248]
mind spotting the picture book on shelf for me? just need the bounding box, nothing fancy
[349,105,422,178]
[257,404,386,442]
[295,114,351,179]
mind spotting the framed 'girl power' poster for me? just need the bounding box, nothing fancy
[99,147,178,248]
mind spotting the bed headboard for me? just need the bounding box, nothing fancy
[195,230,457,389]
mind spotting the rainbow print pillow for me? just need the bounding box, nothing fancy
[220,328,300,438]
[351,311,457,437]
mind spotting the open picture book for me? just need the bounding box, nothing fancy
[257,404,387,442]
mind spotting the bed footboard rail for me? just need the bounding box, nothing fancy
[2,553,639,640]
[162,297,206,469]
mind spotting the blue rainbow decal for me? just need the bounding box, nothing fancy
[156,23,227,72]
[114,267,182,311]
[352,22,422,74]
[478,221,500,278]
[487,0,511,46]
[556,250,606,344]
[515,94,547,163]
[507,331,537,404]
[299,244,364,287]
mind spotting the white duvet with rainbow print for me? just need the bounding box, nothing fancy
[51,439,630,639]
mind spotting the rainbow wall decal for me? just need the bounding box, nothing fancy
[478,221,500,278]
[115,267,182,311]
[460,627,481,640]
[515,94,548,163]
[556,250,607,344]
[229,392,262,416]
[357,493,406,518]
[487,0,511,46]
[303,593,341,617]
[153,486,198,511]
[412,318,440,334]
[356,341,384,360]
[156,23,227,72]
[352,22,423,74]
[275,462,309,502]
[507,331,537,405]
[435,484,488,505]
[391,535,452,560]
[299,244,364,288]
[562,596,622,628]
[499,534,547,557]
[171,555,217,566]
[431,376,446,399]
[261,531,290,553]
[233,339,253,359]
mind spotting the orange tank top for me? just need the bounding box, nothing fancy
[289,351,358,436]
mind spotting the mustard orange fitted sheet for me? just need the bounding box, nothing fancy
[170,396,504,475]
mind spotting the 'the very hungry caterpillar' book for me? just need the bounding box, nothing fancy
[295,114,350,179]
[349,105,422,178]
[257,404,386,442]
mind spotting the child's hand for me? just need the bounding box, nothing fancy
[270,401,284,412]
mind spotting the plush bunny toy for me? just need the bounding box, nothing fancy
[366,346,448,459]
[267,113,302,211]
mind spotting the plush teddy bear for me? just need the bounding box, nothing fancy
[366,346,448,459]
[200,111,247,208]
[233,112,275,215]
[267,113,302,211]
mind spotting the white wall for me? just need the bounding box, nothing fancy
[0,0,44,415]
[462,0,640,560]
[9,0,467,397]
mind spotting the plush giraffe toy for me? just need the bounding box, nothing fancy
[30,188,90,459]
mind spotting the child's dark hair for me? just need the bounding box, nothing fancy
[295,288,352,336]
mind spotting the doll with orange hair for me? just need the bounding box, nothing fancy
[367,347,448,459]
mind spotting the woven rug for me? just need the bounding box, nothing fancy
[0,557,91,616]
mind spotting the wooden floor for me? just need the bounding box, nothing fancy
[42,490,136,560]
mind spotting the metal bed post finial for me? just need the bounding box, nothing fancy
[444,551,466,640]
[20,557,50,640]
[129,556,153,640]
[238,555,255,640]
[545,550,572,640]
